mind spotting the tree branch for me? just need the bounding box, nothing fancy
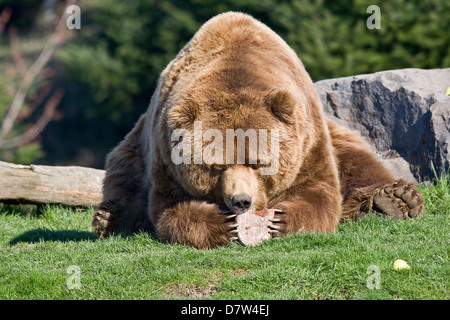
[0,0,75,142]
[1,89,65,149]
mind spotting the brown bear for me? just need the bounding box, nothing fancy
[92,12,424,249]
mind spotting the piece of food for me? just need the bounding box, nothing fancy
[236,208,277,246]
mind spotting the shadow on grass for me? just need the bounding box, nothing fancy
[9,228,158,245]
[9,228,97,245]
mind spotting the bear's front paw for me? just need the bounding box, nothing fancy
[157,201,239,248]
[92,209,115,238]
[268,204,308,237]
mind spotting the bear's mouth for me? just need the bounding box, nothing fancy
[231,207,251,215]
[221,201,254,215]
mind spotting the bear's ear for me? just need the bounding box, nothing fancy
[168,100,199,130]
[265,89,296,123]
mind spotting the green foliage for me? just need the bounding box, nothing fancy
[418,170,450,215]
[10,142,45,164]
[58,0,450,132]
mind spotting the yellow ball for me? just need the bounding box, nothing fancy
[393,259,411,271]
[445,87,450,96]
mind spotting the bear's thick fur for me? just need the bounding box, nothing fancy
[92,12,424,248]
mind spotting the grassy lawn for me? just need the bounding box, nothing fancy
[0,175,448,300]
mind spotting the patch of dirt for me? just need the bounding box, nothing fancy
[228,269,250,277]
[165,283,218,298]
[164,269,250,298]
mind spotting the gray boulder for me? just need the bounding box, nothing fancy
[314,68,450,182]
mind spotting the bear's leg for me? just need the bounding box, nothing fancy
[151,195,239,249]
[92,116,153,237]
[327,120,424,221]
[267,128,343,237]
[340,173,425,221]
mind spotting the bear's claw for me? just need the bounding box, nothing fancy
[224,213,237,221]
[268,209,286,238]
[229,226,239,241]
[372,181,424,219]
[223,212,239,242]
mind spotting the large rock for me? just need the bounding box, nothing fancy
[314,68,450,182]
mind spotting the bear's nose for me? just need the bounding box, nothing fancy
[231,194,252,213]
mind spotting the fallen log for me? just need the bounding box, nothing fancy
[0,161,104,207]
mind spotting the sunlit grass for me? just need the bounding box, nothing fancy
[0,174,448,300]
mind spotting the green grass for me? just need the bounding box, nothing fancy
[0,174,448,300]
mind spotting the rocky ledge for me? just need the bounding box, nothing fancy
[314,68,450,182]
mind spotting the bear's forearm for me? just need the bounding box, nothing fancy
[154,200,236,249]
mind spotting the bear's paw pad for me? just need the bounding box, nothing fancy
[373,181,424,219]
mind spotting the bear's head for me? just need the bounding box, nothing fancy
[166,82,314,214]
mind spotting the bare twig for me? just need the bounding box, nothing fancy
[0,0,75,143]
[1,89,65,149]
[18,82,52,120]
[8,26,27,75]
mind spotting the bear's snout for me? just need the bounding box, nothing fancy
[221,166,260,214]
[231,193,252,213]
